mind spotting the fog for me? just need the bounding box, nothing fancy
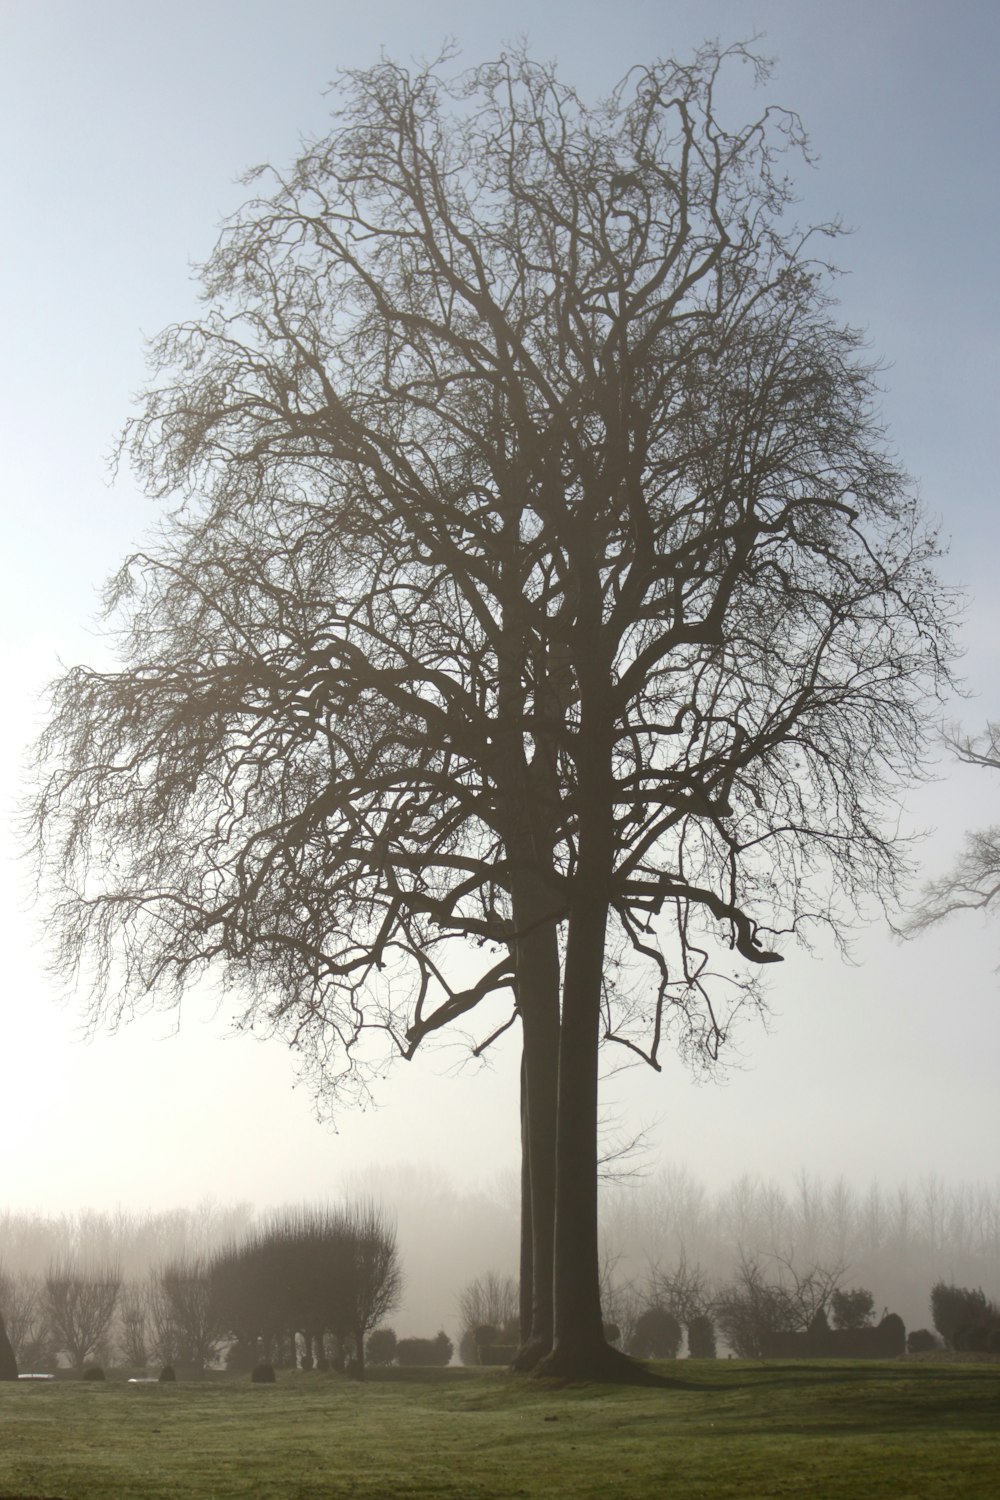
[3,1165,998,1349]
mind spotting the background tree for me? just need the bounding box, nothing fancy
[0,1312,16,1380]
[830,1286,875,1331]
[0,1272,55,1371]
[713,1255,843,1359]
[116,1282,151,1369]
[930,1281,997,1349]
[31,45,954,1381]
[208,1204,400,1379]
[457,1271,519,1365]
[158,1260,225,1372]
[365,1326,397,1366]
[44,1265,121,1371]
[626,1305,682,1360]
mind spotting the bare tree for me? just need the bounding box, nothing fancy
[713,1252,844,1358]
[116,1282,151,1369]
[907,723,1000,931]
[458,1270,519,1363]
[0,1271,55,1371]
[31,45,954,1381]
[44,1266,121,1371]
[208,1203,400,1380]
[158,1260,225,1372]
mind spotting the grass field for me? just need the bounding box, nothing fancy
[1,1360,997,1499]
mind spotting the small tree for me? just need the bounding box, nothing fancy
[365,1327,397,1366]
[830,1287,875,1331]
[930,1283,996,1349]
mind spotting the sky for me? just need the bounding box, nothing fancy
[0,0,998,1225]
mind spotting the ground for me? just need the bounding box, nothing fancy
[0,1359,997,1499]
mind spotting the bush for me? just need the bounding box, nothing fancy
[251,1360,276,1383]
[478,1343,517,1365]
[82,1365,106,1380]
[366,1327,398,1366]
[963,1324,991,1353]
[627,1305,682,1360]
[457,1273,518,1365]
[158,1365,177,1382]
[906,1328,939,1354]
[931,1283,995,1348]
[878,1313,906,1357]
[830,1287,875,1331]
[687,1314,717,1359]
[396,1331,453,1367]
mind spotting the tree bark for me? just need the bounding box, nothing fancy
[510,883,560,1370]
[534,680,647,1382]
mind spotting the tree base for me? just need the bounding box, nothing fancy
[531,1339,672,1386]
[510,1336,550,1373]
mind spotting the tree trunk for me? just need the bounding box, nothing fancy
[534,690,647,1383]
[518,1053,532,1344]
[510,885,560,1370]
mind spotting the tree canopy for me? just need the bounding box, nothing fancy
[31,43,954,1379]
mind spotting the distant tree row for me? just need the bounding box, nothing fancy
[0,1202,399,1377]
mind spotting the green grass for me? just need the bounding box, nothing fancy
[1,1361,997,1499]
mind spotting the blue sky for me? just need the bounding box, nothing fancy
[0,0,998,1216]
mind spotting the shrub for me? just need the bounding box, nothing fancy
[602,1321,621,1347]
[930,1283,995,1348]
[396,1331,453,1367]
[251,1361,276,1383]
[906,1328,939,1354]
[687,1314,717,1359]
[964,1325,991,1353]
[82,1365,106,1380]
[158,1365,177,1382]
[830,1288,875,1331]
[366,1327,398,1366]
[457,1273,517,1363]
[432,1331,453,1366]
[627,1305,682,1360]
[878,1313,906,1357]
[989,1328,1000,1355]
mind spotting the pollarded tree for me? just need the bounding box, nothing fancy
[31,45,954,1381]
[158,1260,225,1371]
[44,1265,121,1372]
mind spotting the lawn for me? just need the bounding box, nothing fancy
[1,1360,997,1499]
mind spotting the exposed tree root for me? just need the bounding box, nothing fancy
[530,1340,677,1386]
[510,1337,550,1373]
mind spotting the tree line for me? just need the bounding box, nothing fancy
[0,1203,399,1377]
[4,1169,998,1367]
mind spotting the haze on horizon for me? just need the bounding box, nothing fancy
[0,0,997,1229]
